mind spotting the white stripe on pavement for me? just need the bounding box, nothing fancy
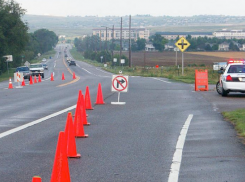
[0,105,76,139]
[168,114,193,182]
[152,77,171,83]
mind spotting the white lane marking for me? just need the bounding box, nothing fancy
[152,77,171,84]
[82,68,92,74]
[168,114,193,182]
[76,64,81,68]
[96,68,111,74]
[0,105,76,139]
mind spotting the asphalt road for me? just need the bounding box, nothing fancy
[0,44,245,182]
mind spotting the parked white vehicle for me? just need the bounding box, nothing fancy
[30,64,45,78]
[217,60,245,96]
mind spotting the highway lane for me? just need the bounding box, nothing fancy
[0,44,245,181]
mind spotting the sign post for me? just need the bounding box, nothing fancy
[175,37,190,75]
[111,75,129,105]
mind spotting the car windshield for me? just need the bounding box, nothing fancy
[30,64,42,68]
[227,65,245,73]
[42,64,47,66]
[16,67,29,71]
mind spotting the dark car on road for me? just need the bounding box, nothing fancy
[69,60,76,66]
[15,66,31,80]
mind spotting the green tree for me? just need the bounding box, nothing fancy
[136,38,146,51]
[150,34,168,52]
[0,0,29,71]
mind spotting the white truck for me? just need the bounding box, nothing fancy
[29,63,45,78]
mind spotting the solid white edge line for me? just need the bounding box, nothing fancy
[0,105,76,139]
[168,114,193,182]
[152,77,171,83]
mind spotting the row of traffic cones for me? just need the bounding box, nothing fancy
[9,72,78,89]
[32,84,105,181]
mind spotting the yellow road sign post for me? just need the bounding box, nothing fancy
[175,37,191,75]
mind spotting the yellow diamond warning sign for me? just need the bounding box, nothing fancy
[175,37,191,52]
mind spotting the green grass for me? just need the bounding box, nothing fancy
[223,109,245,138]
[0,69,15,82]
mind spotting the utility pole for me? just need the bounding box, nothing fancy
[112,25,114,59]
[105,27,108,51]
[100,30,102,51]
[129,15,132,67]
[120,17,122,63]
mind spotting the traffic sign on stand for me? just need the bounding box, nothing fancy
[111,75,129,105]
[111,75,128,92]
[175,37,190,52]
[175,37,191,75]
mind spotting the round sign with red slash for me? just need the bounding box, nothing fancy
[112,75,128,92]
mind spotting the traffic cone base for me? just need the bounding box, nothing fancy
[76,134,88,138]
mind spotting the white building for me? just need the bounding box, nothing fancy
[157,32,214,40]
[145,43,155,51]
[213,30,245,39]
[92,28,150,41]
[218,42,229,51]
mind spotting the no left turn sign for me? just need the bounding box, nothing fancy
[111,75,129,92]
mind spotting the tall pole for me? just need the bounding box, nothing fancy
[105,27,108,51]
[175,50,177,66]
[112,25,114,59]
[120,17,122,63]
[144,50,146,69]
[129,15,132,67]
[100,30,102,51]
[182,52,184,75]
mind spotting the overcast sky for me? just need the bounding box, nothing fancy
[15,0,245,17]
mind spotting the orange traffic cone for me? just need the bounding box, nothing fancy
[29,75,33,85]
[34,75,37,83]
[74,92,88,138]
[8,78,13,89]
[50,132,71,182]
[80,93,90,126]
[73,72,76,79]
[95,83,105,104]
[64,112,81,158]
[51,73,54,81]
[85,86,94,110]
[62,72,65,80]
[32,176,42,182]
[38,74,41,82]
[21,77,25,86]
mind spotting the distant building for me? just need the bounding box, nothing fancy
[164,41,175,50]
[156,32,214,40]
[145,43,155,51]
[213,30,245,39]
[92,28,150,41]
[218,42,229,51]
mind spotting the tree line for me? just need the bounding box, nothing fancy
[0,0,58,73]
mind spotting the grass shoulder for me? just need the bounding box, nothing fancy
[222,109,245,140]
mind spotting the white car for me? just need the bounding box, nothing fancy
[42,58,46,62]
[217,60,245,96]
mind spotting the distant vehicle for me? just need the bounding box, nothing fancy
[30,64,44,78]
[69,60,76,66]
[217,59,245,96]
[42,64,48,70]
[42,58,46,62]
[65,54,68,57]
[15,66,31,80]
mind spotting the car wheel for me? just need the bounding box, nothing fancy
[42,74,44,78]
[221,84,228,97]
[216,81,222,95]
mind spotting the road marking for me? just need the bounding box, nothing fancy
[168,114,193,182]
[152,77,171,83]
[0,105,76,139]
[96,68,111,74]
[82,68,93,74]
